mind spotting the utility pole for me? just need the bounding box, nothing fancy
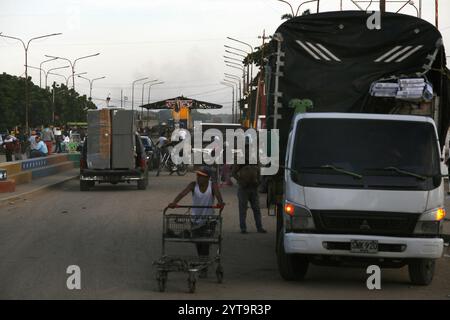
[255,30,271,129]
[380,0,386,13]
[435,0,439,29]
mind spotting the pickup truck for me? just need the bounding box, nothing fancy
[80,132,149,190]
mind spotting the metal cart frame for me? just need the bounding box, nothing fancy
[153,205,224,293]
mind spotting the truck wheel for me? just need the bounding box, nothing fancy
[80,180,93,191]
[277,233,309,281]
[408,259,435,286]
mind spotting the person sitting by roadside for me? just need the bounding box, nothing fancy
[30,135,48,158]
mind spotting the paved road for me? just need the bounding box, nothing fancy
[0,172,449,299]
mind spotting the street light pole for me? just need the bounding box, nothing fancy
[146,81,164,127]
[227,37,255,127]
[78,75,106,100]
[132,77,149,112]
[0,32,62,132]
[141,79,158,119]
[225,45,250,92]
[224,78,239,123]
[45,65,70,89]
[221,82,235,123]
[39,57,57,88]
[45,53,100,90]
[225,74,242,122]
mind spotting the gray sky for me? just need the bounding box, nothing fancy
[0,0,449,113]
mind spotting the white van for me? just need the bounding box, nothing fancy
[278,113,446,285]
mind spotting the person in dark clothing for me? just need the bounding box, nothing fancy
[232,149,267,234]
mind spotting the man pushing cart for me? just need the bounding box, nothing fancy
[154,166,225,293]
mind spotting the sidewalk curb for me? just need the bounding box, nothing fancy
[0,174,79,204]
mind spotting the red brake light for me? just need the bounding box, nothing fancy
[140,158,147,170]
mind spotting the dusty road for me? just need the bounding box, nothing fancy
[0,172,449,299]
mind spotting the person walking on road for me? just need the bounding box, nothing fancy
[168,166,225,277]
[232,152,267,234]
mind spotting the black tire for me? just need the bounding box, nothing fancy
[80,180,93,191]
[408,259,435,286]
[216,265,224,283]
[277,232,309,281]
[176,164,188,176]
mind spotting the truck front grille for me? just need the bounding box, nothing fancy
[312,210,420,237]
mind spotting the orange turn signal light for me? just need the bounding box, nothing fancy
[285,203,295,216]
[436,208,446,221]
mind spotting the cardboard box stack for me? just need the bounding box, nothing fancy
[87,109,112,169]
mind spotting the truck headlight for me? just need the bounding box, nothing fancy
[284,201,316,231]
[413,208,446,235]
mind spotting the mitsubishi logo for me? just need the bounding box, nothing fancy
[360,220,371,230]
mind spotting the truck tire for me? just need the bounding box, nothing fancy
[277,233,309,281]
[80,180,93,191]
[408,259,435,286]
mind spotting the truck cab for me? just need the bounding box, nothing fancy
[278,112,445,285]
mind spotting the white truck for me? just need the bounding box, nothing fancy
[266,11,450,285]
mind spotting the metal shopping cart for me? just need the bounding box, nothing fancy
[153,205,224,293]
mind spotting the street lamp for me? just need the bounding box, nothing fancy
[45,53,100,90]
[39,57,58,88]
[225,74,242,122]
[146,81,164,127]
[131,77,149,112]
[227,37,255,126]
[221,81,235,123]
[46,65,70,89]
[0,32,62,132]
[141,79,158,120]
[78,75,106,100]
[223,55,243,64]
[225,50,246,59]
[224,44,251,95]
[223,79,239,123]
[277,0,320,16]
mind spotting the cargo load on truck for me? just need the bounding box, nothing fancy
[81,109,148,191]
[267,11,450,153]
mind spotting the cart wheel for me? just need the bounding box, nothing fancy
[157,272,167,292]
[188,273,196,293]
[216,265,224,284]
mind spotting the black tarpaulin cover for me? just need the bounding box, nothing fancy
[268,11,449,147]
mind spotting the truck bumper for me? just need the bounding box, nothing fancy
[284,233,444,259]
[80,169,144,182]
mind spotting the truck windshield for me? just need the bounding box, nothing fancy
[291,118,441,190]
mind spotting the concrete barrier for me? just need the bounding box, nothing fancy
[0,153,80,192]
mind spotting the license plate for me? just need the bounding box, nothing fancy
[350,240,378,254]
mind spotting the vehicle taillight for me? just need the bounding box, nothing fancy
[140,158,147,170]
